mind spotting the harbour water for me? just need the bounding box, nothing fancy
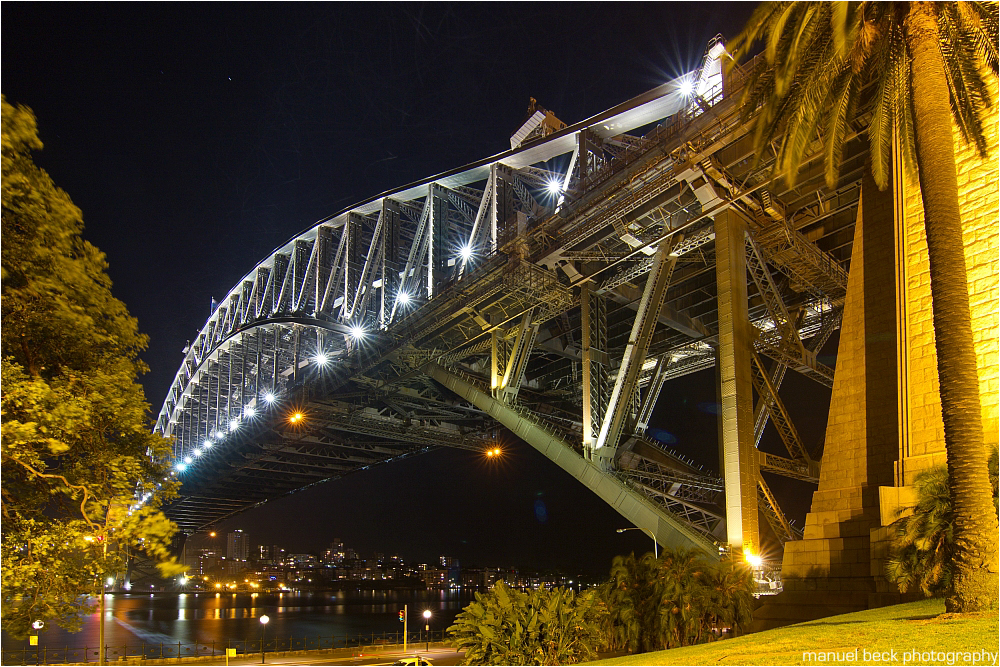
[2,590,475,652]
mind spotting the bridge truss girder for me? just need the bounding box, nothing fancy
[156,42,865,557]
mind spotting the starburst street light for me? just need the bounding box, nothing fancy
[459,245,473,261]
[546,179,562,195]
[678,78,694,97]
[350,325,366,341]
[263,392,276,404]
[397,291,411,305]
[313,352,329,366]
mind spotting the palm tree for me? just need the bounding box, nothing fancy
[700,561,756,638]
[728,1,998,613]
[603,553,644,652]
[886,465,954,596]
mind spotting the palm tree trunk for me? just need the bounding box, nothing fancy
[904,1,999,613]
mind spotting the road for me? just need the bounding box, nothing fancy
[219,645,465,666]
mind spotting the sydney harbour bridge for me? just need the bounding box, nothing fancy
[152,38,860,559]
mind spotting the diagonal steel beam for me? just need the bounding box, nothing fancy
[595,235,680,458]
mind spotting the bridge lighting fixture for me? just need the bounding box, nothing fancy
[183,456,193,465]
[745,552,763,568]
[175,463,187,472]
[459,245,473,261]
[485,447,502,457]
[263,392,276,404]
[546,180,562,195]
[203,439,213,448]
[397,291,411,305]
[107,577,115,586]
[289,412,304,424]
[350,326,366,340]
[193,449,202,457]
[678,78,695,97]
[244,407,256,418]
[229,419,240,432]
[313,352,329,366]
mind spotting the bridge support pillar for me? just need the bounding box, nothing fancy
[754,167,908,629]
[713,209,759,555]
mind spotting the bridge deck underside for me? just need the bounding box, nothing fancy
[156,48,861,547]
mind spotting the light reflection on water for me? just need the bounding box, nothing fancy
[3,590,472,650]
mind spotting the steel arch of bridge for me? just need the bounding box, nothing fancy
[156,38,860,558]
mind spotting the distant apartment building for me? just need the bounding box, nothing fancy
[287,553,318,566]
[193,548,221,575]
[227,530,248,562]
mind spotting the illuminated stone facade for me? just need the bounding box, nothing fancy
[897,84,999,483]
[755,82,998,629]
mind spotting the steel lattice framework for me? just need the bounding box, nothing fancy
[154,38,865,557]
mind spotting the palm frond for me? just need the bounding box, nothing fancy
[823,68,858,188]
[868,23,903,189]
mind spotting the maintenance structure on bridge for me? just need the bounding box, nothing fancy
[152,34,998,599]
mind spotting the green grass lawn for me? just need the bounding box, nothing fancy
[586,598,999,666]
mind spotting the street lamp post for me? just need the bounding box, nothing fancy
[259,615,270,664]
[615,527,658,558]
[422,609,432,652]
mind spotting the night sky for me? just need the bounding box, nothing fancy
[4,2,830,573]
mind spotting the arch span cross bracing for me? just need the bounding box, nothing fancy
[156,39,860,557]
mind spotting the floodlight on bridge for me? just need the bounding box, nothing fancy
[678,78,694,97]
[262,392,276,404]
[397,291,411,306]
[175,463,187,472]
[546,180,562,195]
[313,352,329,366]
[203,439,213,448]
[193,449,202,457]
[349,326,366,341]
[745,553,763,568]
[244,407,257,418]
[459,245,473,261]
[183,456,193,464]
[229,418,241,432]
[289,412,304,424]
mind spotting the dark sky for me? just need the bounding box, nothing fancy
[1,2,831,574]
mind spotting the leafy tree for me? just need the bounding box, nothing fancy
[1,97,183,639]
[728,1,999,612]
[447,581,605,666]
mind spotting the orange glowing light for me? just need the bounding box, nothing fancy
[289,412,304,424]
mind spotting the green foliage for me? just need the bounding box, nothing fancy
[887,451,1000,596]
[598,549,755,654]
[447,581,606,666]
[727,1,998,190]
[886,466,954,596]
[1,97,183,639]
